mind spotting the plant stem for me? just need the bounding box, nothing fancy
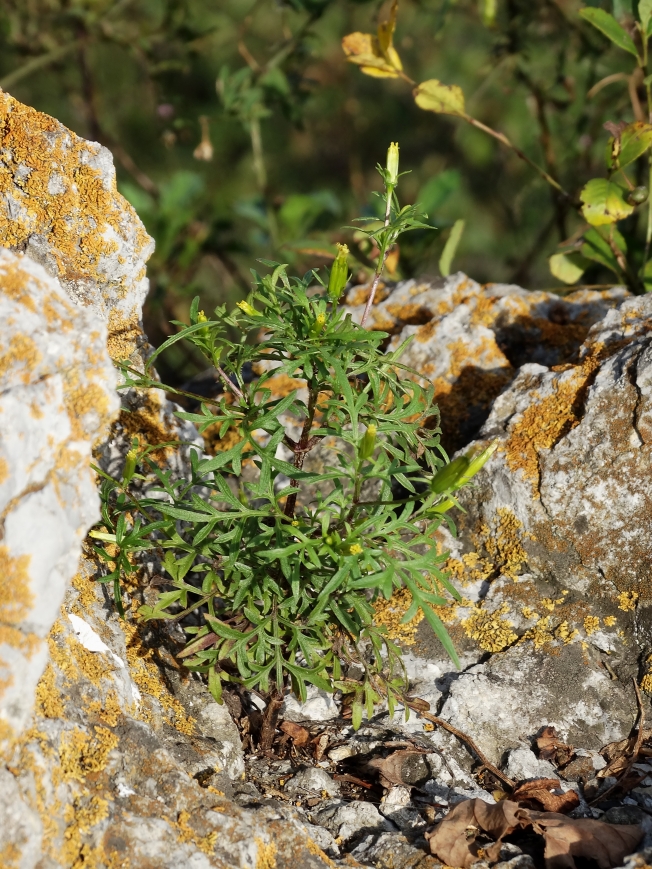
[463,114,575,204]
[360,187,393,328]
[216,365,245,402]
[0,40,81,90]
[284,386,318,518]
[250,116,279,250]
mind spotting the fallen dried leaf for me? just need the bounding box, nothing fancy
[511,778,580,814]
[537,726,574,767]
[313,732,329,762]
[425,798,643,869]
[365,749,429,788]
[333,773,373,790]
[279,720,309,748]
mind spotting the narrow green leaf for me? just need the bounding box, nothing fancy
[439,219,465,277]
[579,8,639,57]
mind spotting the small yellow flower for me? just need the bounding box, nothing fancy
[237,300,261,317]
[349,543,363,556]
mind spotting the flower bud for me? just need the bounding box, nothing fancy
[628,185,649,205]
[386,142,400,186]
[429,456,469,494]
[237,300,261,317]
[328,244,350,302]
[310,312,327,338]
[455,441,498,487]
[122,446,139,485]
[358,423,377,461]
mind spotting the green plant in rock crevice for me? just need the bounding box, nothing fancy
[91,144,495,727]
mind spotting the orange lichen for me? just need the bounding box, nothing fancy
[106,309,143,362]
[124,618,195,735]
[483,508,529,579]
[255,838,278,869]
[57,725,119,783]
[0,546,37,655]
[176,810,218,854]
[0,93,151,359]
[35,664,65,719]
[462,603,517,652]
[503,357,600,491]
[117,391,175,463]
[0,332,42,383]
[0,457,7,484]
[373,587,424,645]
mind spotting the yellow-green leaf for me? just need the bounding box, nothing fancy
[377,0,403,71]
[342,31,400,78]
[439,219,465,277]
[580,178,634,226]
[414,79,466,116]
[549,251,590,285]
[607,122,652,170]
[640,0,652,36]
[579,8,639,57]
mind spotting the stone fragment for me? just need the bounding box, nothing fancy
[0,249,119,748]
[285,766,341,797]
[281,686,340,722]
[313,798,396,843]
[504,746,557,782]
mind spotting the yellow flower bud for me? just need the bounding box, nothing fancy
[310,311,327,338]
[328,243,350,302]
[237,300,261,317]
[122,446,139,485]
[358,423,377,461]
[197,310,208,323]
[386,142,400,186]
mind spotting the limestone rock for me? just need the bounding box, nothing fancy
[0,248,119,748]
[346,272,626,452]
[0,88,154,362]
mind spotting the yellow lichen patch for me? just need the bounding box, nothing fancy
[445,552,493,587]
[123,618,194,735]
[61,796,109,869]
[347,283,390,308]
[373,588,424,645]
[176,810,218,854]
[482,508,529,579]
[86,690,122,727]
[583,616,600,636]
[35,664,65,719]
[604,615,617,627]
[0,842,22,868]
[259,373,306,399]
[57,725,119,784]
[106,309,143,362]
[503,358,600,491]
[0,456,7,484]
[255,838,278,869]
[62,377,112,441]
[117,391,176,463]
[201,424,251,458]
[462,604,517,652]
[0,91,150,293]
[71,570,101,612]
[0,545,38,656]
[618,591,638,611]
[306,838,337,868]
[0,332,42,384]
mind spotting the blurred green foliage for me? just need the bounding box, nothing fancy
[1,0,646,383]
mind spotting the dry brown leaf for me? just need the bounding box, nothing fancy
[365,749,428,788]
[279,720,309,747]
[511,778,580,814]
[425,798,643,869]
[599,729,652,779]
[341,0,402,79]
[537,726,575,767]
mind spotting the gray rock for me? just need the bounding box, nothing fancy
[312,798,397,843]
[281,686,340,722]
[285,766,341,797]
[0,249,119,745]
[504,746,557,782]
